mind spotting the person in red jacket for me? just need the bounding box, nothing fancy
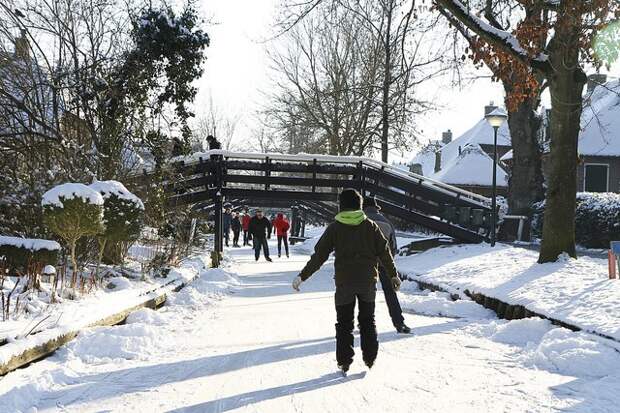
[241,210,252,246]
[273,213,290,258]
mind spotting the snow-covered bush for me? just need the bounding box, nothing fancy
[89,180,144,266]
[0,236,60,274]
[42,183,104,280]
[532,192,620,248]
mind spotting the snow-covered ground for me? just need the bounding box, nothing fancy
[397,243,620,341]
[0,255,209,365]
[1,239,619,412]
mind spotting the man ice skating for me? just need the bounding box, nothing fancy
[231,212,242,247]
[223,206,232,247]
[273,213,290,258]
[292,189,401,374]
[363,196,411,334]
[242,210,252,246]
[249,209,272,262]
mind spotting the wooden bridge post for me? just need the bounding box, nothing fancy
[358,161,365,197]
[291,206,299,237]
[301,209,307,237]
[212,153,224,253]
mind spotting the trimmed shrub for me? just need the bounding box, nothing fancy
[532,192,620,248]
[89,180,144,266]
[42,183,104,281]
[0,236,60,274]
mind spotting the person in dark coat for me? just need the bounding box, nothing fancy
[273,213,290,258]
[241,210,252,246]
[292,189,400,373]
[363,196,411,334]
[231,212,242,247]
[223,207,232,247]
[248,209,272,261]
[206,135,221,150]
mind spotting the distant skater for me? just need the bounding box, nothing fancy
[363,196,410,334]
[242,210,252,246]
[223,206,232,247]
[292,189,400,374]
[231,212,242,247]
[249,209,272,262]
[273,213,290,258]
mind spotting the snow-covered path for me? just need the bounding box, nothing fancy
[0,242,614,412]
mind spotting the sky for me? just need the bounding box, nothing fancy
[194,0,619,163]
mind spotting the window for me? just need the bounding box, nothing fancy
[584,164,609,192]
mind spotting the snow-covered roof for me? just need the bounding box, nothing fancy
[429,144,508,187]
[579,79,620,157]
[411,115,510,177]
[42,183,104,208]
[89,180,145,210]
[500,149,513,161]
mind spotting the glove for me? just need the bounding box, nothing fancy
[391,276,401,292]
[292,275,303,291]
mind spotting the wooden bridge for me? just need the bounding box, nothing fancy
[135,150,496,251]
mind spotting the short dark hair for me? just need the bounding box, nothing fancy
[339,188,362,211]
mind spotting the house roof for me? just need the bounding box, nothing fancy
[410,114,510,182]
[429,144,508,187]
[579,79,620,157]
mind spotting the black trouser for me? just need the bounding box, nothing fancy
[243,230,250,246]
[233,229,240,246]
[335,294,377,367]
[378,266,405,328]
[253,236,270,260]
[277,235,289,256]
[224,227,230,246]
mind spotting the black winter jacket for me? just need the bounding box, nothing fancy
[248,216,272,239]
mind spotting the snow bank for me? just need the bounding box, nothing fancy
[89,180,144,209]
[0,236,60,252]
[65,323,162,363]
[397,244,620,341]
[399,283,495,319]
[41,183,104,208]
[168,268,239,308]
[293,231,324,255]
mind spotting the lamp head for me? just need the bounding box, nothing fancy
[485,107,508,128]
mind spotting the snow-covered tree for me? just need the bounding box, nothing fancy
[42,183,104,285]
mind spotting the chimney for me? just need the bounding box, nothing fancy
[484,101,498,117]
[441,129,453,145]
[14,30,30,60]
[434,151,441,173]
[587,73,607,93]
[410,163,423,175]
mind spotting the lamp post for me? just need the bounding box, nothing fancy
[485,108,508,247]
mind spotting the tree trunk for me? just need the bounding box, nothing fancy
[70,239,78,289]
[503,95,545,215]
[380,2,393,163]
[538,37,586,262]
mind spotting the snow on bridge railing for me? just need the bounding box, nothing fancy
[140,150,492,208]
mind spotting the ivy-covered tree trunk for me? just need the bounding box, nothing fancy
[538,31,586,263]
[503,94,545,215]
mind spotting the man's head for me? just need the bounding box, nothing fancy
[363,196,380,211]
[225,207,231,213]
[256,209,264,218]
[339,188,362,211]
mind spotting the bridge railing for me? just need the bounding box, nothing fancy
[165,150,491,208]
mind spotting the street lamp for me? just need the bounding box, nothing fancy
[485,107,508,247]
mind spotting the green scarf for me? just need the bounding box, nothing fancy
[335,210,366,226]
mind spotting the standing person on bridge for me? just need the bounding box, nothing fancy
[249,210,273,262]
[223,206,232,247]
[291,188,401,374]
[242,210,252,246]
[231,212,242,248]
[273,213,290,258]
[363,196,411,334]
